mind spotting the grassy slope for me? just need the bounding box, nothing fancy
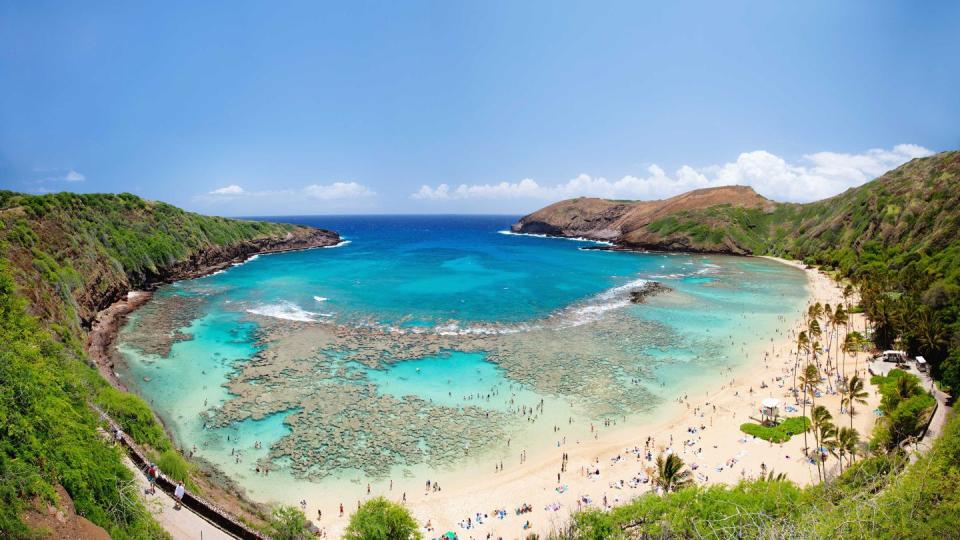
[0,191,333,538]
[644,152,960,389]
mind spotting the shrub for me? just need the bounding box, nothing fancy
[344,497,422,540]
[267,506,309,540]
[97,386,170,451]
[740,417,811,443]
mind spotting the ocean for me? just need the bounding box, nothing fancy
[115,215,807,510]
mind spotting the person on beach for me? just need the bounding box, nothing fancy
[174,481,185,510]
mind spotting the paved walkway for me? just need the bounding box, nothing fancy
[124,456,233,540]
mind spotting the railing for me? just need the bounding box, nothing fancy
[93,405,269,540]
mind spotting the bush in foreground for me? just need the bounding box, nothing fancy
[344,497,422,540]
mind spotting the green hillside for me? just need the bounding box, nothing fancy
[0,192,337,538]
[521,151,960,394]
[649,152,960,392]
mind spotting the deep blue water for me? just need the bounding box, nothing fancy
[225,215,664,326]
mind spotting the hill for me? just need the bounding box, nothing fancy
[515,151,960,392]
[0,191,339,538]
[512,186,776,254]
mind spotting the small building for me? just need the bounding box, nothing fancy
[761,397,781,425]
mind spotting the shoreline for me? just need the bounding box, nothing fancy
[84,237,344,532]
[90,244,879,540]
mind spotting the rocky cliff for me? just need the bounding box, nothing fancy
[0,191,340,332]
[512,185,776,254]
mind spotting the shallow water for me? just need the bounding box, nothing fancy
[115,215,807,508]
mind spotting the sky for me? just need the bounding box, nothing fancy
[1,1,958,216]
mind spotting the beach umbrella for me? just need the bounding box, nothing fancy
[443,532,457,540]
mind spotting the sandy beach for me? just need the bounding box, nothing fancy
[307,257,881,539]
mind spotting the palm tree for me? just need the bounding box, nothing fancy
[843,374,869,430]
[810,340,828,391]
[841,331,857,382]
[842,284,854,312]
[654,452,693,493]
[834,427,860,472]
[833,305,848,377]
[799,363,820,456]
[811,405,835,482]
[808,303,823,326]
[794,330,809,400]
[913,308,947,362]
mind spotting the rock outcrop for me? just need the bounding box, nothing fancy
[512,186,776,254]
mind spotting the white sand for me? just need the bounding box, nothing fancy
[311,258,881,539]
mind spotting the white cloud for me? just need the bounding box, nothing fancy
[63,170,85,182]
[411,144,933,204]
[200,181,375,204]
[303,181,375,200]
[210,184,246,195]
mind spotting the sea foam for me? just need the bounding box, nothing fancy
[247,301,318,322]
[323,240,352,248]
[497,230,614,246]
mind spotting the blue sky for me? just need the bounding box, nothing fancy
[1,1,957,215]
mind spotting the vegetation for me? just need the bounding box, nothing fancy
[266,506,311,540]
[740,416,811,443]
[546,152,960,394]
[0,262,168,538]
[343,497,422,540]
[870,369,937,451]
[652,453,692,493]
[0,191,328,537]
[558,410,960,539]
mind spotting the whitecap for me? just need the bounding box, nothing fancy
[323,240,352,249]
[497,230,614,246]
[246,301,318,322]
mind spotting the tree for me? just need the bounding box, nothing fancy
[842,283,854,311]
[268,506,309,540]
[832,305,848,376]
[654,452,693,493]
[811,405,835,482]
[834,427,860,472]
[794,330,809,400]
[799,363,820,456]
[882,373,923,413]
[843,374,870,430]
[344,497,422,540]
[913,307,948,364]
[841,332,860,383]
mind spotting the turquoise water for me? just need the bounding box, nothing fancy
[115,215,808,507]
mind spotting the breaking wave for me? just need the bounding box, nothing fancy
[323,240,352,248]
[247,301,319,322]
[497,230,614,246]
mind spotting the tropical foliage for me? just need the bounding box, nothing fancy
[0,191,321,537]
[740,416,810,443]
[343,497,422,540]
[558,410,960,539]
